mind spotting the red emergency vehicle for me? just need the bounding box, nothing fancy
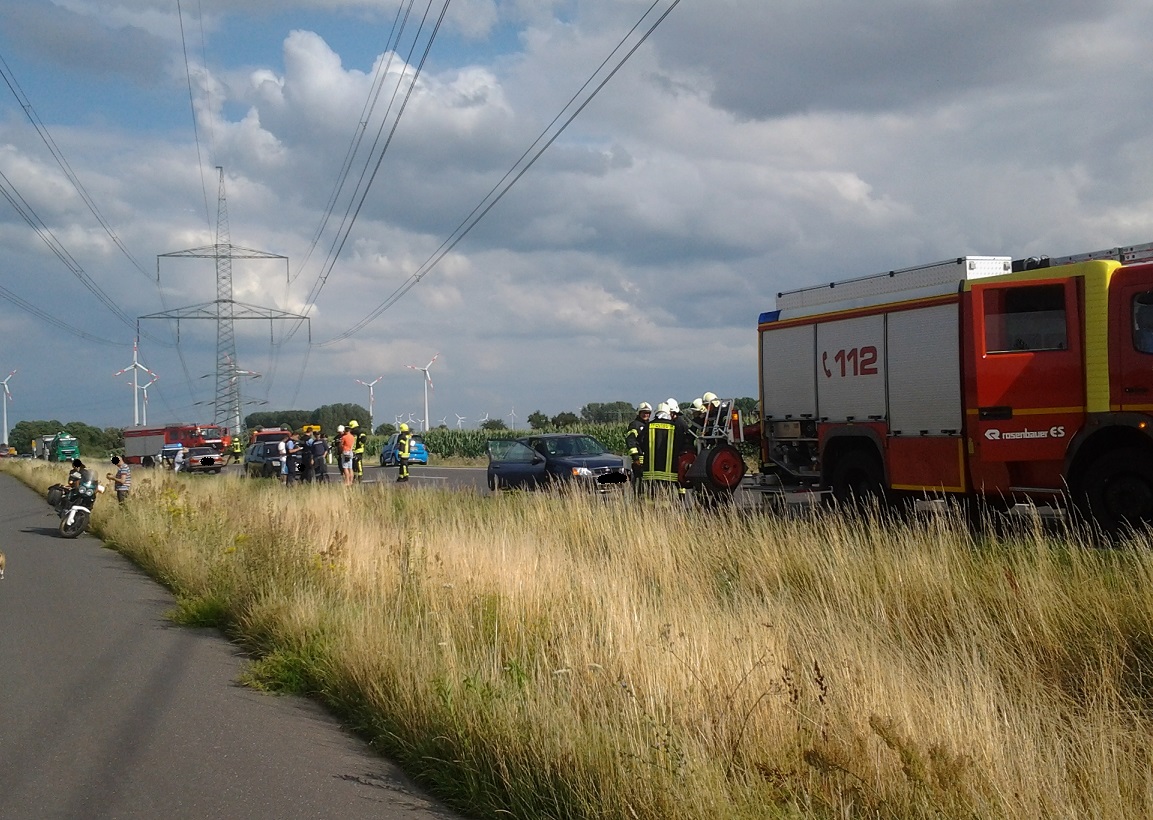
[734,241,1153,532]
[122,423,230,465]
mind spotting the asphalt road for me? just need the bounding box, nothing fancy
[363,463,488,492]
[0,472,462,820]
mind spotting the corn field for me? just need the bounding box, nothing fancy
[415,424,629,459]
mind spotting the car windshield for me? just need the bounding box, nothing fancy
[540,436,607,457]
[261,443,280,456]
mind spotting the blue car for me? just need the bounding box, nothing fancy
[379,433,428,466]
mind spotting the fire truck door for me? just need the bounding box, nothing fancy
[1109,267,1153,412]
[969,279,1083,462]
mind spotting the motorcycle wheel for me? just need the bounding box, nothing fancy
[59,509,90,539]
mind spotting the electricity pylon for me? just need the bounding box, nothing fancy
[141,167,308,435]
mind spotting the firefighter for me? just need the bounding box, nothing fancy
[666,400,693,503]
[349,419,367,480]
[228,435,244,466]
[637,403,689,500]
[625,402,652,497]
[396,423,412,482]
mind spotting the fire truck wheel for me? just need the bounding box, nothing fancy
[829,449,886,510]
[1079,450,1153,536]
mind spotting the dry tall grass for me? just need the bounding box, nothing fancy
[9,460,1153,819]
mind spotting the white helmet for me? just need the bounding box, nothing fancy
[657,402,670,414]
[691,398,704,411]
[703,391,720,407]
[638,401,652,413]
[666,399,680,414]
[337,425,345,433]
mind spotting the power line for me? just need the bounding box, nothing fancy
[0,280,123,345]
[318,0,684,345]
[0,49,152,282]
[288,0,413,287]
[283,0,451,348]
[0,168,142,332]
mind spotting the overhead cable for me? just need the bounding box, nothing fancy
[318,0,683,345]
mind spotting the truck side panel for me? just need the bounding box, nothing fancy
[761,324,817,419]
[816,315,886,421]
[887,303,962,434]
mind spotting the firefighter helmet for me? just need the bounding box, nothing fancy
[348,420,359,429]
[666,399,680,414]
[692,398,704,411]
[638,402,652,413]
[400,423,410,432]
[337,425,345,433]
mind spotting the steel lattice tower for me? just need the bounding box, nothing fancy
[141,167,309,436]
[213,169,238,430]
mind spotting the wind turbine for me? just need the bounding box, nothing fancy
[455,413,466,429]
[405,353,438,434]
[478,412,490,428]
[113,338,157,427]
[508,406,518,429]
[134,373,158,427]
[1,369,14,447]
[356,374,384,433]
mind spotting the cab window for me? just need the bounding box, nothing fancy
[983,284,1067,353]
[1133,292,1153,354]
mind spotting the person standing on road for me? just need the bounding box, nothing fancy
[312,432,330,483]
[625,402,651,498]
[299,430,315,483]
[284,434,303,486]
[338,425,356,486]
[396,423,413,483]
[106,456,131,503]
[637,403,688,500]
[349,420,367,481]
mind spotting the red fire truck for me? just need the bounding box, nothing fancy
[725,241,1153,532]
[122,423,230,466]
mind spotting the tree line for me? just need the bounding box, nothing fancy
[7,398,759,455]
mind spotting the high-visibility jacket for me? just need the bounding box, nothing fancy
[397,432,412,460]
[625,416,647,463]
[638,418,687,482]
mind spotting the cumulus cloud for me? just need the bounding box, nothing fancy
[2,0,1153,426]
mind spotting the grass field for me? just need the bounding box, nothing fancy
[7,459,1153,819]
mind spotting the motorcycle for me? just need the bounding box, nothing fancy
[47,469,104,538]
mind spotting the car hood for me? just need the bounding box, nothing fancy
[550,455,625,470]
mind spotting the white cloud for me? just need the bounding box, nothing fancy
[3,0,1153,427]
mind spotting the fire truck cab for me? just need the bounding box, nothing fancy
[753,242,1153,532]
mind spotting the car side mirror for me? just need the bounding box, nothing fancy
[532,454,545,464]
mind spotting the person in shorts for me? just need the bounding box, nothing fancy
[338,424,355,486]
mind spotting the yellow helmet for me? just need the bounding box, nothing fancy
[348,420,359,429]
[399,423,410,432]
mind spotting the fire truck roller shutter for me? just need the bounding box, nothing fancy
[817,315,886,422]
[761,324,817,419]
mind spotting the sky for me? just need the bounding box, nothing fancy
[2,0,1153,436]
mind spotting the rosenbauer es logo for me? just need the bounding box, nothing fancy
[984,426,1066,441]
